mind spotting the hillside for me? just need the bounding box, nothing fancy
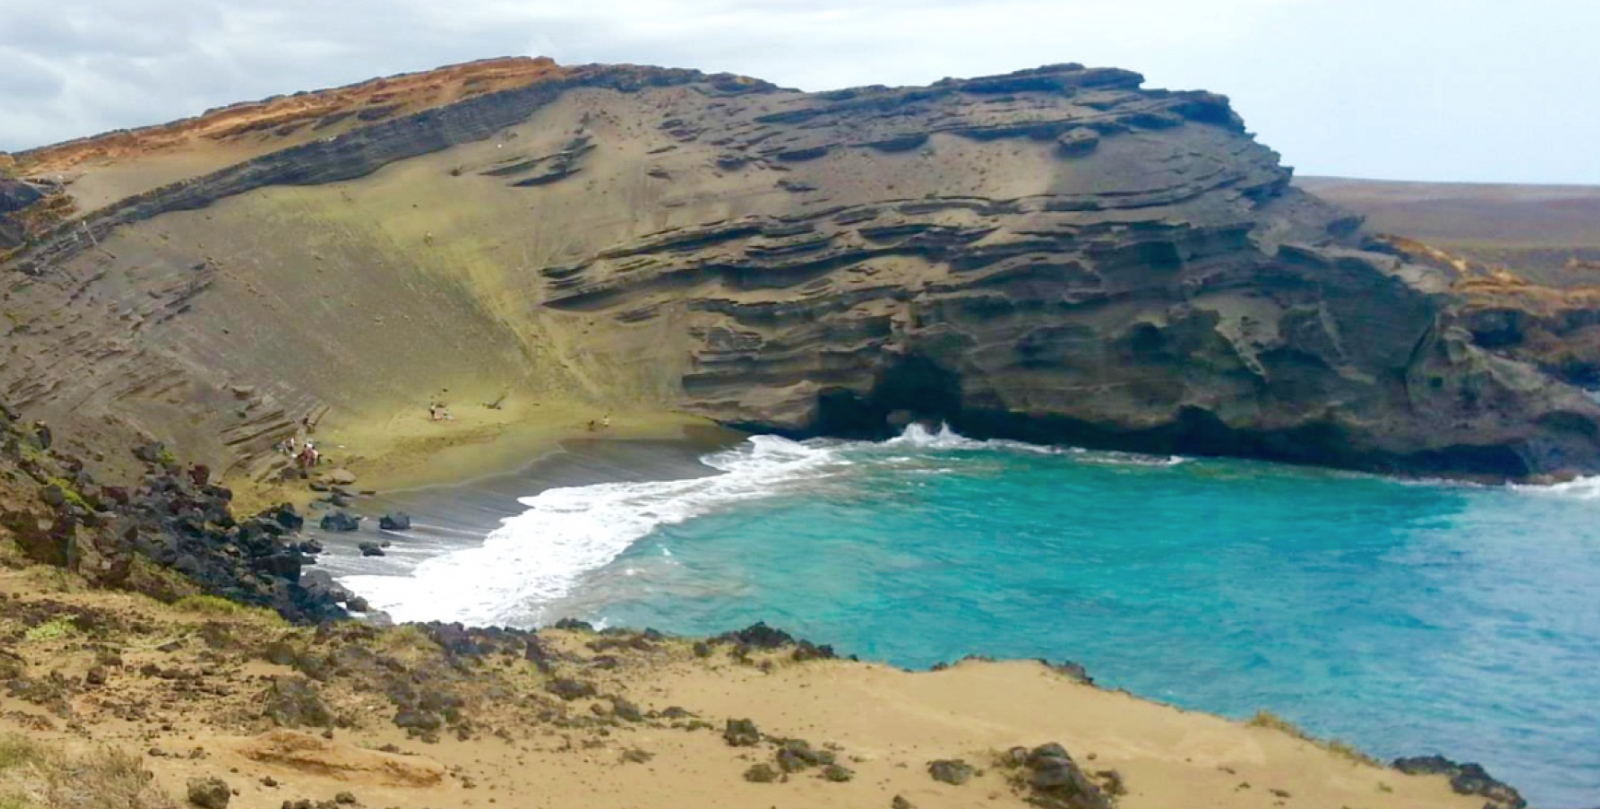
[3,57,1599,495]
[0,57,1565,809]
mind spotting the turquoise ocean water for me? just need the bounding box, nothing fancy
[346,427,1600,806]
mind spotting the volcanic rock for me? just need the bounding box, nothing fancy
[319,512,360,532]
[1393,755,1526,809]
[186,776,231,809]
[928,759,976,785]
[2,59,1598,483]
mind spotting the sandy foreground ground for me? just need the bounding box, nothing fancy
[0,566,1482,809]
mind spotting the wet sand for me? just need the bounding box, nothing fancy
[305,425,742,588]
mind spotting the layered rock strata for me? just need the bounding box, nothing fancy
[2,60,1598,480]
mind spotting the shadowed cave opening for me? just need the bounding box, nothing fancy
[797,354,1537,479]
[813,355,964,439]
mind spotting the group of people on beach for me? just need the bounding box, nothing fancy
[277,415,320,471]
[278,436,320,470]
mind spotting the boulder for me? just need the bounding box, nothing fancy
[186,776,230,809]
[357,542,384,557]
[319,511,360,532]
[378,512,412,531]
[1392,756,1526,809]
[1002,743,1112,809]
[262,676,332,727]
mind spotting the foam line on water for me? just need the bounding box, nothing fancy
[338,435,848,626]
[885,422,1185,466]
[339,424,1186,625]
[1513,475,1600,500]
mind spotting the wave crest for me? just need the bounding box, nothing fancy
[339,434,846,626]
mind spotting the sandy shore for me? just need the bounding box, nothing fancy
[304,432,736,591]
[231,399,737,514]
[0,569,1490,809]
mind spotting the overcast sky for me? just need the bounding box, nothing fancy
[2,0,1596,184]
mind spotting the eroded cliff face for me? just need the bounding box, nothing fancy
[2,60,1598,481]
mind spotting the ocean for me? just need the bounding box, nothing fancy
[333,426,1600,807]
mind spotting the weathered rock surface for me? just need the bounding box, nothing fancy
[186,775,231,809]
[1392,755,1526,809]
[3,59,1598,481]
[0,403,346,622]
[230,730,445,786]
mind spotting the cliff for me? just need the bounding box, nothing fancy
[3,59,1599,484]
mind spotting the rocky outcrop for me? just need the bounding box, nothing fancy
[522,65,1600,479]
[3,60,1598,481]
[1393,755,1526,809]
[0,401,347,622]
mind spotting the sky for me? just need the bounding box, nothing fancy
[2,0,1597,184]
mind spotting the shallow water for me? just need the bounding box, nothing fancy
[339,427,1600,806]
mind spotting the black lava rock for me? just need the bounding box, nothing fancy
[319,511,360,532]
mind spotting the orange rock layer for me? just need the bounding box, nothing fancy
[14,56,567,174]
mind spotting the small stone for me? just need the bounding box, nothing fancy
[723,718,760,747]
[611,698,643,722]
[743,763,779,783]
[821,764,854,782]
[546,678,596,701]
[928,759,976,785]
[334,792,357,805]
[777,739,834,771]
[892,796,914,809]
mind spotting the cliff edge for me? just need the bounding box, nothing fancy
[3,58,1597,483]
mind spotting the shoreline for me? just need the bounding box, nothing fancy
[303,425,747,620]
[0,410,1534,809]
[229,402,737,513]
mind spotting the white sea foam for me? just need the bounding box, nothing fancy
[1513,475,1600,500]
[338,435,848,626]
[885,422,1057,454]
[338,424,1181,625]
[886,422,1186,466]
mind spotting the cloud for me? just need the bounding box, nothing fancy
[1,0,1596,184]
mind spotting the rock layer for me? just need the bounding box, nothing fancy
[3,60,1598,481]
